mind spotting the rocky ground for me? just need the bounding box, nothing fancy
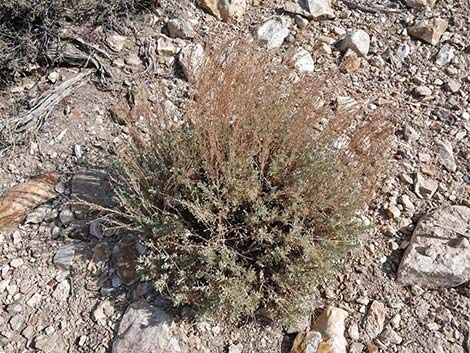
[0,0,469,352]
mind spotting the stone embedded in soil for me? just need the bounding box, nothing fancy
[53,243,82,271]
[434,139,456,172]
[289,47,315,72]
[157,37,183,57]
[409,18,448,46]
[167,19,195,39]
[178,43,205,82]
[302,0,335,19]
[413,85,432,97]
[255,17,291,49]
[414,173,438,199]
[397,205,470,288]
[34,334,66,353]
[340,49,361,74]
[112,301,188,353]
[435,44,454,66]
[71,169,114,207]
[364,301,386,340]
[112,241,141,286]
[196,0,247,21]
[405,0,435,8]
[337,30,370,57]
[0,173,59,230]
[291,306,348,353]
[106,34,127,52]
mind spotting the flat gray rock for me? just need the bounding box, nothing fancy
[71,169,115,208]
[112,301,188,353]
[397,205,470,288]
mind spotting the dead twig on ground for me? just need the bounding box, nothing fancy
[0,70,92,144]
[339,0,403,14]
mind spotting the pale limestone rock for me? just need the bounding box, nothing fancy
[338,30,370,57]
[364,301,386,339]
[255,17,290,49]
[397,206,470,288]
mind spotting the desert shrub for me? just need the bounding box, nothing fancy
[114,42,391,323]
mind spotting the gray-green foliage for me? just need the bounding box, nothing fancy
[115,43,389,324]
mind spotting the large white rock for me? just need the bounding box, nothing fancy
[255,17,291,49]
[304,0,335,18]
[397,206,470,288]
[113,301,188,353]
[337,30,370,57]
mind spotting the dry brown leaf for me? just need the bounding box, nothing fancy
[0,172,59,229]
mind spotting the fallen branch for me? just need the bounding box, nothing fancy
[0,70,92,138]
[340,0,403,14]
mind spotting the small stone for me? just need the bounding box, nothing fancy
[312,306,348,353]
[196,0,247,21]
[303,0,335,19]
[414,173,438,199]
[9,314,23,331]
[399,195,414,211]
[390,314,401,328]
[167,19,195,39]
[106,34,127,52]
[93,301,114,324]
[89,221,103,239]
[22,325,35,339]
[157,37,181,56]
[350,342,365,353]
[295,15,309,29]
[290,331,322,353]
[414,85,432,97]
[44,326,55,335]
[434,139,456,172]
[229,343,243,353]
[125,53,142,67]
[59,208,75,225]
[34,334,65,353]
[385,205,401,219]
[435,44,454,66]
[405,0,435,8]
[112,241,140,286]
[52,280,70,301]
[26,293,42,308]
[348,322,360,340]
[338,30,370,57]
[312,42,332,55]
[443,79,461,93]
[289,47,314,73]
[396,43,411,62]
[78,335,87,347]
[403,125,419,143]
[10,258,23,268]
[340,49,361,74]
[409,18,448,46]
[255,17,290,49]
[380,327,403,345]
[364,301,386,339]
[53,243,80,271]
[25,205,51,224]
[178,43,204,82]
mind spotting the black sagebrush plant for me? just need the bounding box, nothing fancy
[114,41,391,324]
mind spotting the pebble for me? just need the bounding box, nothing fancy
[53,243,80,271]
[350,342,365,353]
[157,37,182,56]
[9,314,23,331]
[59,208,75,225]
[25,205,51,224]
[10,258,24,268]
[409,18,448,46]
[338,29,370,57]
[435,44,454,66]
[167,18,195,39]
[53,280,71,301]
[26,293,42,308]
[434,139,456,172]
[399,195,414,211]
[385,205,401,219]
[289,47,314,72]
[255,17,290,49]
[414,173,438,199]
[365,301,386,339]
[414,85,432,97]
[106,34,127,52]
[348,322,360,340]
[396,43,411,62]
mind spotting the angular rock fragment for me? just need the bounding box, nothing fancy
[340,49,361,73]
[196,0,247,21]
[178,43,205,82]
[167,19,195,39]
[414,173,438,199]
[112,241,141,285]
[289,47,314,73]
[302,0,335,19]
[435,44,454,66]
[338,30,370,57]
[0,173,59,230]
[409,18,448,46]
[291,306,348,353]
[434,139,456,172]
[405,0,435,8]
[364,301,386,339]
[397,206,470,288]
[113,301,188,353]
[71,169,114,207]
[255,17,290,49]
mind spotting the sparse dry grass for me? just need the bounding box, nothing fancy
[114,41,393,324]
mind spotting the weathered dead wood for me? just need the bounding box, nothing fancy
[0,172,59,230]
[0,70,92,138]
[340,0,403,14]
